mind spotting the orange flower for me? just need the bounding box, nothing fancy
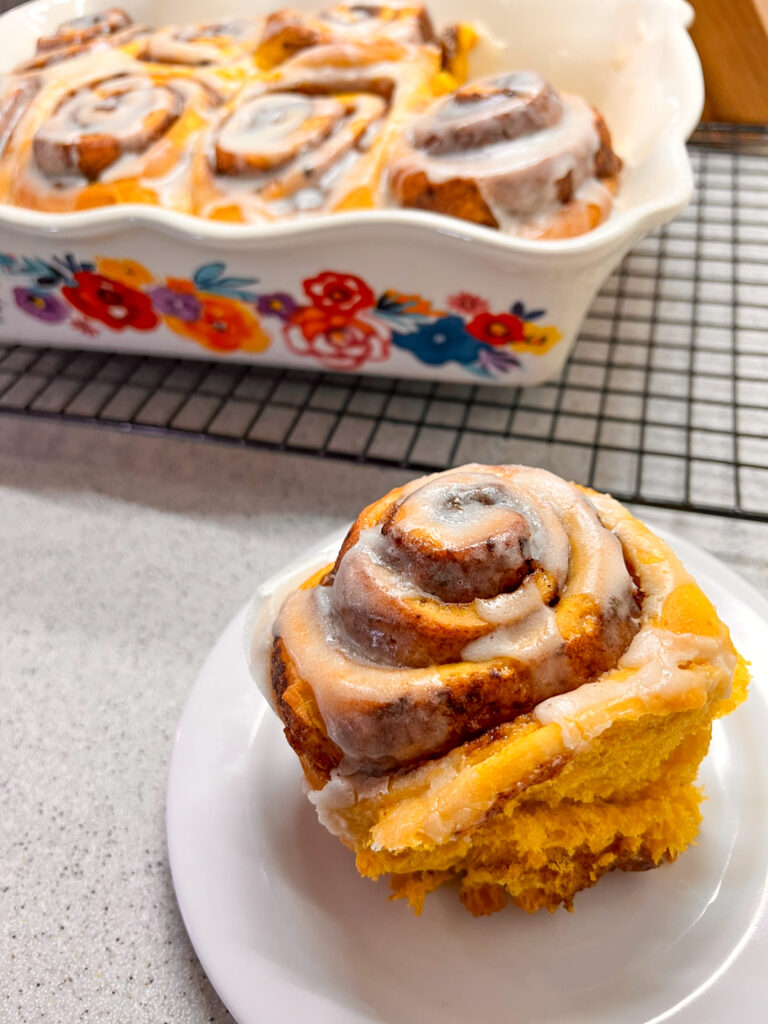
[285,306,390,371]
[95,258,154,289]
[164,292,269,353]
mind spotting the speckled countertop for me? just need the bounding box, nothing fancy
[1,418,766,1024]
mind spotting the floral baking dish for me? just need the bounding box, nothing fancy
[0,0,703,385]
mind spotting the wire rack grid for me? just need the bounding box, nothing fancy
[1,130,767,522]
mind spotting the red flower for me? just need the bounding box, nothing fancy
[447,291,490,317]
[466,312,525,346]
[71,316,99,336]
[62,271,158,331]
[303,271,375,315]
[285,307,390,371]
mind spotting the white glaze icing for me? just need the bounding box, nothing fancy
[399,92,597,215]
[274,464,638,769]
[317,2,432,46]
[534,626,736,748]
[201,87,386,218]
[388,71,616,236]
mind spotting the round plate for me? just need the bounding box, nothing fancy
[167,527,768,1024]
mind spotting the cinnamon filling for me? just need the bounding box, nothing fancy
[36,7,132,53]
[32,75,183,181]
[210,90,385,201]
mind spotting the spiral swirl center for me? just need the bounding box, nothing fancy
[381,475,532,602]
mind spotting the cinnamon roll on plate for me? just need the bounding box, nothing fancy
[390,71,622,239]
[251,464,748,915]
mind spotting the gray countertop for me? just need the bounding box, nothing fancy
[1,418,767,1024]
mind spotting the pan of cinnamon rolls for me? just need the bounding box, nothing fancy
[0,0,624,238]
[250,464,749,915]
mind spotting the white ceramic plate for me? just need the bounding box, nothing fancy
[167,526,768,1024]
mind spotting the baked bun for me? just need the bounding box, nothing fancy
[256,464,748,915]
[389,71,621,238]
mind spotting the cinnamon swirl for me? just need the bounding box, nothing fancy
[139,18,263,67]
[255,2,437,69]
[255,464,748,914]
[7,58,221,213]
[193,86,388,221]
[194,39,441,221]
[36,8,133,53]
[14,9,148,73]
[389,71,622,238]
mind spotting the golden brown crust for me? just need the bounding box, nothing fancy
[391,168,499,227]
[271,637,344,787]
[593,108,622,179]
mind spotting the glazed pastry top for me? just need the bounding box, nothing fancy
[0,4,621,235]
[273,464,642,770]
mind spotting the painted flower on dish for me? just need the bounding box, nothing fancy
[164,294,269,353]
[257,292,298,321]
[466,312,526,347]
[447,291,490,318]
[0,253,562,375]
[95,258,155,289]
[515,321,563,355]
[378,291,444,317]
[391,316,482,366]
[62,272,159,331]
[477,346,521,373]
[303,272,375,315]
[150,285,202,323]
[285,307,390,371]
[70,316,100,336]
[13,287,68,324]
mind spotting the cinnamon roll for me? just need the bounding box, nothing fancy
[254,464,748,915]
[139,19,263,67]
[8,62,220,213]
[36,8,133,53]
[389,71,622,239]
[262,37,440,102]
[14,9,148,73]
[193,86,388,221]
[195,39,441,221]
[255,2,437,69]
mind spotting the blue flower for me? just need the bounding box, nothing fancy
[391,316,482,366]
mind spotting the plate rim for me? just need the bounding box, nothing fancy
[167,523,768,1024]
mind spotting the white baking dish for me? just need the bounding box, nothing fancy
[0,0,702,385]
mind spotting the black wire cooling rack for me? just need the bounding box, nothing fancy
[1,127,767,523]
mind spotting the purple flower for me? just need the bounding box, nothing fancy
[257,292,297,320]
[13,287,68,324]
[149,287,202,323]
[477,346,521,374]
